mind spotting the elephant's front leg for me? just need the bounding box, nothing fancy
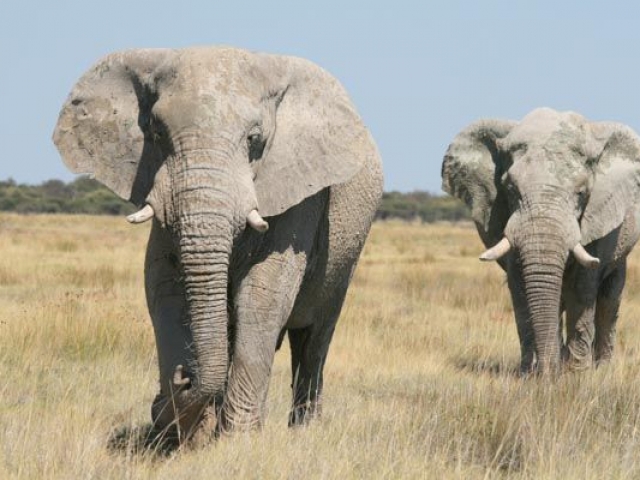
[219,250,307,433]
[564,271,598,370]
[594,262,626,364]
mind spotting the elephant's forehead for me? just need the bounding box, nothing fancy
[163,48,265,94]
[506,116,586,151]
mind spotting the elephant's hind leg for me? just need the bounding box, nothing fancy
[285,165,382,425]
[287,286,347,427]
[594,262,626,364]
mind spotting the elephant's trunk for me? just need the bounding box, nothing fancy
[169,134,241,423]
[517,236,566,372]
[178,216,232,400]
[507,190,576,373]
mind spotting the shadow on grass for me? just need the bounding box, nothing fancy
[453,356,521,378]
[107,423,181,458]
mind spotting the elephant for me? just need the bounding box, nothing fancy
[441,107,640,374]
[53,46,383,441]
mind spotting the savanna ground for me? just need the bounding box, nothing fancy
[3,215,640,479]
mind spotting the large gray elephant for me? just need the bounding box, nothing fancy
[442,108,640,373]
[53,46,383,441]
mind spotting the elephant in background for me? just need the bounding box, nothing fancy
[442,108,640,373]
[53,46,383,442]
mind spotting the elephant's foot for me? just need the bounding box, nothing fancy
[288,398,322,427]
[517,341,537,376]
[563,353,593,371]
[188,407,217,447]
[593,346,614,368]
[519,357,537,376]
[594,340,615,366]
[151,393,216,446]
[564,342,594,371]
[216,402,264,436]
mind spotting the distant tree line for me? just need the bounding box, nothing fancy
[0,178,471,222]
[0,177,134,215]
[375,191,470,222]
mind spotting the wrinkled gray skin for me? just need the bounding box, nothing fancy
[442,108,640,374]
[53,46,383,441]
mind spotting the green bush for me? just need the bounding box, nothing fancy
[0,177,134,215]
[376,191,470,223]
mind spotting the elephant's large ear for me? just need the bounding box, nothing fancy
[580,123,640,246]
[441,119,516,248]
[52,49,172,205]
[253,57,377,217]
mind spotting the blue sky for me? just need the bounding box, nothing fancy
[2,1,640,193]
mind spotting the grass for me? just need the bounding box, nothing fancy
[2,214,640,478]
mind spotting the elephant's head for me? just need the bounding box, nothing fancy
[442,107,640,371]
[53,47,369,436]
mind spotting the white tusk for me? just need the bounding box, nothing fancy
[126,204,155,224]
[572,243,600,269]
[247,209,269,233]
[479,237,512,262]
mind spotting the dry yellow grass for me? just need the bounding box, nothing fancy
[3,214,640,479]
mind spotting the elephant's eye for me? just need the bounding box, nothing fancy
[509,142,528,158]
[576,187,590,207]
[247,132,265,161]
[504,177,521,208]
